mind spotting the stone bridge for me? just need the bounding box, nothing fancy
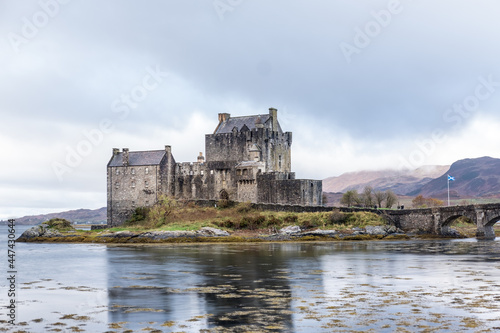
[189,199,500,239]
[382,204,500,239]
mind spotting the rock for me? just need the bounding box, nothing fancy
[18,225,45,239]
[196,227,230,237]
[384,225,404,234]
[18,225,62,240]
[442,228,463,237]
[365,226,387,236]
[301,229,337,237]
[385,226,397,234]
[279,226,301,235]
[100,231,137,238]
[137,231,196,240]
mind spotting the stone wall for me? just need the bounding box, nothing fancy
[107,164,162,227]
[186,200,381,214]
[386,209,436,233]
[256,173,322,206]
[205,128,292,173]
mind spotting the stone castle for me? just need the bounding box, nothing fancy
[107,108,322,226]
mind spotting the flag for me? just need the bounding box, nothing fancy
[448,175,455,181]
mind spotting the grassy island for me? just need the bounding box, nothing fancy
[17,198,487,243]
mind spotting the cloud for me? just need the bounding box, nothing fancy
[2,0,500,217]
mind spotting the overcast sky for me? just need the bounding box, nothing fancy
[2,0,500,219]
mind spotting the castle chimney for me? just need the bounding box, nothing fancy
[165,145,172,155]
[269,108,278,132]
[122,148,129,166]
[113,148,119,155]
[197,152,205,163]
[218,113,231,123]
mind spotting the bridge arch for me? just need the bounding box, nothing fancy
[484,209,500,227]
[439,211,476,236]
[483,214,500,238]
[442,214,475,227]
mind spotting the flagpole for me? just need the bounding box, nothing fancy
[447,176,450,206]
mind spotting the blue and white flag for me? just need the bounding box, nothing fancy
[448,175,455,181]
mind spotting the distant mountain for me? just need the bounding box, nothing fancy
[414,156,500,199]
[323,165,450,195]
[0,207,107,225]
[323,156,500,200]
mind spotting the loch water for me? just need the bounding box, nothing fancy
[1,225,500,332]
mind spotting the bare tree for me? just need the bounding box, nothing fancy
[374,191,387,208]
[340,190,359,207]
[361,186,374,207]
[322,193,328,206]
[385,190,397,208]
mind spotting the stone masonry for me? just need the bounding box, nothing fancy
[107,108,323,226]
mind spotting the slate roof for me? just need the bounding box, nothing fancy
[108,150,166,167]
[215,114,273,134]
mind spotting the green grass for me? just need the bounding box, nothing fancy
[120,200,387,233]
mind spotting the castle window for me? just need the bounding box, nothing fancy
[116,169,120,175]
[131,168,135,175]
[279,155,282,169]
[145,181,149,188]
[201,170,204,175]
[145,167,149,174]
[115,182,119,189]
[237,169,242,176]
[210,170,214,175]
[243,169,248,176]
[131,181,135,188]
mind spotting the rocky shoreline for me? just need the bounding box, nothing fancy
[16,224,423,243]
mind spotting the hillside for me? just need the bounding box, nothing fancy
[415,156,500,199]
[0,207,107,225]
[323,165,449,195]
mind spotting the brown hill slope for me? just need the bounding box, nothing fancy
[414,156,500,199]
[0,207,107,225]
[323,165,449,195]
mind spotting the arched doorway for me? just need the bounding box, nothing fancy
[219,189,229,200]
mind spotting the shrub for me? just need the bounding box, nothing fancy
[148,195,178,227]
[126,207,149,225]
[329,210,347,225]
[309,215,323,228]
[283,214,298,224]
[345,212,385,227]
[240,214,266,230]
[301,220,313,230]
[236,201,253,213]
[217,219,238,229]
[265,215,282,229]
[43,218,73,230]
[217,199,232,209]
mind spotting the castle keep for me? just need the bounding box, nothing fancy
[107,108,323,226]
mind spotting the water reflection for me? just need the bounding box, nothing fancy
[106,244,299,331]
[3,229,499,332]
[105,241,500,332]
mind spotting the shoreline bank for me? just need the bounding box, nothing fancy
[17,225,472,244]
